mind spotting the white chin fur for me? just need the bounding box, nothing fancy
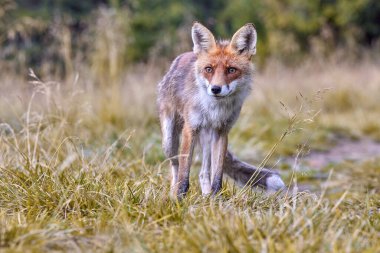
[266,174,285,193]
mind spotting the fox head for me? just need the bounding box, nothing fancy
[192,22,257,98]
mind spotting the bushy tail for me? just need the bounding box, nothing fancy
[224,151,285,192]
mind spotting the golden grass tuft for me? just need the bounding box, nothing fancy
[0,57,380,252]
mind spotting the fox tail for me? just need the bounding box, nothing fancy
[224,151,286,192]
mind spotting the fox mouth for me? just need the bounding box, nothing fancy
[210,90,234,98]
[211,93,231,99]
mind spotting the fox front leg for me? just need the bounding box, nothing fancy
[176,123,197,199]
[199,129,212,195]
[211,131,228,195]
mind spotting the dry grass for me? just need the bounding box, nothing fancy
[0,57,380,252]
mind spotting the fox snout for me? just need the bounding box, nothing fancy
[210,85,222,94]
[207,82,238,97]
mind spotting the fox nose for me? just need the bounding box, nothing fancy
[211,85,222,95]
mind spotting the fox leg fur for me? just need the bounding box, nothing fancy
[211,131,228,195]
[160,113,182,195]
[223,151,285,192]
[199,129,212,195]
[177,123,197,198]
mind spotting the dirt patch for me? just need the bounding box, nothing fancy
[298,138,380,169]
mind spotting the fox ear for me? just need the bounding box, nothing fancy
[192,22,216,55]
[230,24,257,57]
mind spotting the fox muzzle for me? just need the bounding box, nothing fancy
[207,83,235,97]
[210,85,222,95]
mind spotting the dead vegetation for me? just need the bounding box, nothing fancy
[0,55,379,252]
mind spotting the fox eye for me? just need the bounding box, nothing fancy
[227,67,237,74]
[204,67,213,73]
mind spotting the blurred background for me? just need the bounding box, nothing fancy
[1,0,380,77]
[1,0,380,173]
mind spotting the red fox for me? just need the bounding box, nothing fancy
[157,22,285,198]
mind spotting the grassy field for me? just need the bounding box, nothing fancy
[0,57,379,252]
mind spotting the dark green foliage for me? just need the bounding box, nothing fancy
[125,0,189,62]
[1,0,379,73]
[355,0,380,45]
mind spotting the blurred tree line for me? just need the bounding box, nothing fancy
[0,0,379,76]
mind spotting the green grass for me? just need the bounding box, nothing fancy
[1,59,380,252]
